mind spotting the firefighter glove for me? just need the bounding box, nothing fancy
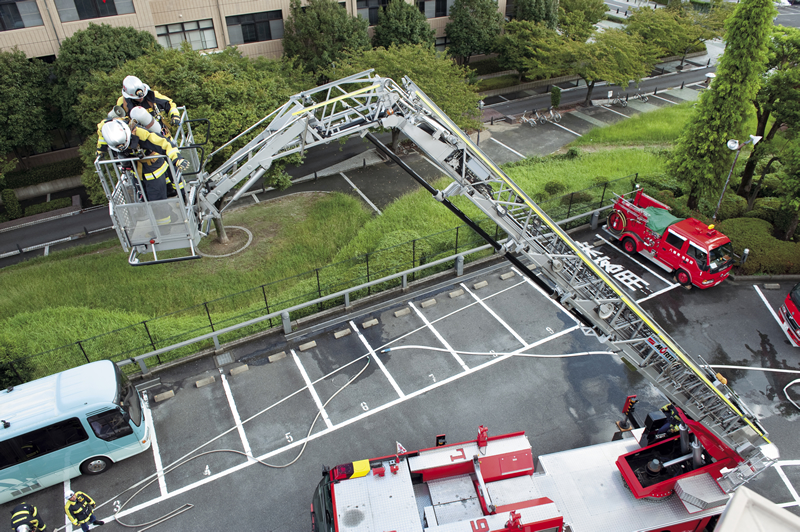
[171,116,181,127]
[176,158,190,171]
[95,149,103,158]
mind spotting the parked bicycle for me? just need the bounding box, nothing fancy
[611,93,628,107]
[547,106,562,123]
[520,110,537,127]
[633,90,649,103]
[534,109,547,124]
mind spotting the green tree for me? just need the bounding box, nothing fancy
[76,47,314,205]
[321,44,482,150]
[564,29,656,103]
[736,25,800,198]
[445,0,503,64]
[666,0,776,210]
[282,0,371,76]
[0,50,52,170]
[775,139,800,240]
[496,21,564,82]
[515,0,558,29]
[625,7,691,57]
[373,0,436,48]
[558,0,606,42]
[55,23,159,133]
[676,0,732,67]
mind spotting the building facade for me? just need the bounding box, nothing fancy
[0,0,507,60]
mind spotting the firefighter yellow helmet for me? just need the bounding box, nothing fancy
[101,119,132,152]
[122,75,150,100]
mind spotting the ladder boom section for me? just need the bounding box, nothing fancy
[197,72,776,484]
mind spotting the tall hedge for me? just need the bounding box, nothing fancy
[716,217,800,274]
[1,189,21,219]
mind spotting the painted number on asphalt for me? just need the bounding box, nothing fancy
[114,501,121,513]
[361,402,369,411]
[285,432,293,443]
[490,349,498,358]
[430,374,436,382]
[546,327,554,334]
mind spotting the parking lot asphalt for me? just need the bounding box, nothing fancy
[4,220,798,531]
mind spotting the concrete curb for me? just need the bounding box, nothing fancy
[730,274,800,283]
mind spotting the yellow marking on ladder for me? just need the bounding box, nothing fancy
[412,88,768,443]
[292,84,380,116]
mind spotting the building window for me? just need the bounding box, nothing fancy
[0,0,43,31]
[53,0,134,22]
[434,36,450,52]
[226,10,283,45]
[357,0,388,25]
[156,19,217,50]
[418,0,452,18]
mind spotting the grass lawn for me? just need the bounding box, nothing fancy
[572,102,694,146]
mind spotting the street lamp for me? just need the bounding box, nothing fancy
[713,135,762,220]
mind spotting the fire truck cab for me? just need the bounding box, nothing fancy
[778,281,800,347]
[606,189,740,289]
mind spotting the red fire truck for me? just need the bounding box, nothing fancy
[605,189,743,289]
[311,419,770,532]
[778,282,800,347]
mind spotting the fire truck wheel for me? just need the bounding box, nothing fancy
[676,269,692,287]
[622,237,637,254]
[607,211,626,235]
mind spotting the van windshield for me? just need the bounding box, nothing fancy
[709,242,734,270]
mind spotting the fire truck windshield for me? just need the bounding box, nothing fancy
[791,282,800,308]
[709,242,734,270]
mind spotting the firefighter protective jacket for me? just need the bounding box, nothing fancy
[11,502,46,531]
[116,89,179,127]
[64,492,95,526]
[97,123,180,180]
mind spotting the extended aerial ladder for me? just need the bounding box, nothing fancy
[95,70,777,495]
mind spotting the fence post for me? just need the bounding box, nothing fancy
[402,274,408,290]
[204,302,215,332]
[77,341,90,364]
[412,240,416,282]
[567,192,575,218]
[366,253,371,295]
[315,269,322,299]
[455,255,464,276]
[600,182,608,206]
[281,311,292,335]
[262,285,272,327]
[142,321,161,364]
[454,226,459,255]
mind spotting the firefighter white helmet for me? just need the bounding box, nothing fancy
[16,525,31,532]
[122,75,149,100]
[101,119,132,152]
[129,106,161,134]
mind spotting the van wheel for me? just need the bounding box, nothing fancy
[622,237,637,254]
[676,270,692,287]
[80,456,112,475]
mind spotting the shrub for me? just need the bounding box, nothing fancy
[0,337,35,387]
[544,181,567,196]
[709,193,747,221]
[745,197,782,225]
[24,197,72,217]
[1,189,22,219]
[561,190,593,205]
[637,173,682,196]
[2,158,84,189]
[551,86,562,108]
[716,217,800,275]
[565,147,579,159]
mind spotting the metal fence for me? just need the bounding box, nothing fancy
[1,173,637,384]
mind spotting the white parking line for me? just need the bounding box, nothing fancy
[602,105,631,118]
[408,301,470,371]
[461,282,529,347]
[636,283,680,303]
[775,464,800,507]
[220,371,253,460]
[649,94,676,104]
[595,234,674,286]
[350,320,405,398]
[753,284,784,328]
[112,326,579,522]
[511,267,581,325]
[549,121,582,137]
[490,137,525,158]
[340,172,382,215]
[291,349,333,429]
[144,392,168,496]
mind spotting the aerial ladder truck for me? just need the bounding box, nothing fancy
[95,71,779,531]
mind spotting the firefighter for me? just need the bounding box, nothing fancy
[9,502,47,532]
[64,490,103,531]
[118,75,181,136]
[100,119,189,225]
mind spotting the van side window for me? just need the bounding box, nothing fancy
[665,231,686,250]
[88,410,133,441]
[0,418,88,470]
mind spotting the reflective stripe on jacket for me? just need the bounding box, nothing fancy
[65,492,95,526]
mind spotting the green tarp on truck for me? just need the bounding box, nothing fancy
[643,206,683,236]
